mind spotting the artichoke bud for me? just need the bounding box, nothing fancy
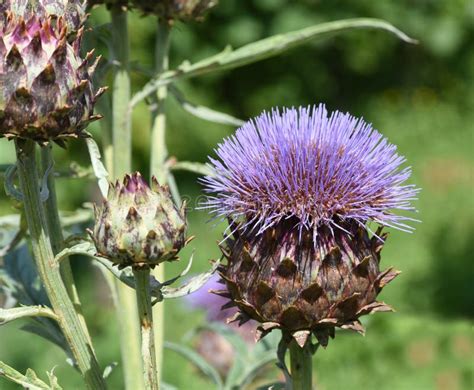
[1,0,87,32]
[0,11,104,144]
[219,221,400,347]
[92,172,188,269]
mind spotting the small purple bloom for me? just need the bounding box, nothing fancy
[202,104,419,237]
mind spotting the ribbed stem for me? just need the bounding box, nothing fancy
[40,145,92,346]
[150,20,171,382]
[111,9,143,390]
[15,140,105,390]
[133,268,159,390]
[289,340,313,390]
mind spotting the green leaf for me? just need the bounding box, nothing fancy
[85,135,109,198]
[169,161,215,177]
[164,342,224,389]
[170,86,244,127]
[131,18,417,106]
[0,361,57,390]
[0,306,58,325]
[54,241,97,264]
[161,259,220,299]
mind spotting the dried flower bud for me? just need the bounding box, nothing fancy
[202,105,419,346]
[92,173,188,269]
[0,12,104,144]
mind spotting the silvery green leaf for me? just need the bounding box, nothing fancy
[161,260,220,299]
[46,369,63,390]
[54,241,97,264]
[131,18,417,106]
[0,306,57,325]
[164,342,224,389]
[170,86,244,127]
[85,135,109,198]
[170,161,215,177]
[0,361,52,390]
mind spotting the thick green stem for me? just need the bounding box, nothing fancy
[289,340,313,390]
[40,145,92,346]
[133,268,159,390]
[150,21,171,382]
[15,140,106,390]
[111,9,143,390]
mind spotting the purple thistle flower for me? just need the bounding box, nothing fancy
[202,104,418,238]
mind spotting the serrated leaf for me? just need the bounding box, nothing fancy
[0,306,57,325]
[54,241,97,264]
[85,135,109,198]
[46,368,63,390]
[170,86,244,127]
[164,342,224,389]
[0,361,51,390]
[162,260,220,299]
[131,18,417,106]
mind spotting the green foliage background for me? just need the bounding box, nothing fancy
[0,0,473,389]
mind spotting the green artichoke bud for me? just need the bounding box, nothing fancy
[217,221,399,346]
[89,0,217,22]
[92,173,188,269]
[1,0,87,32]
[0,13,104,144]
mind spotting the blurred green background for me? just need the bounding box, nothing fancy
[1,0,473,389]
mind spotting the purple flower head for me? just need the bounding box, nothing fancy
[202,104,419,237]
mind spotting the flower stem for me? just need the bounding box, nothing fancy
[110,8,144,390]
[40,145,92,346]
[133,267,159,390]
[150,20,171,382]
[14,139,106,390]
[289,340,313,390]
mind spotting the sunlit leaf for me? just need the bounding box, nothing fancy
[131,18,416,106]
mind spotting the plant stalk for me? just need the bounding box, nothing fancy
[133,268,159,390]
[150,20,171,382]
[15,139,106,390]
[289,340,313,390]
[110,8,144,390]
[40,145,92,346]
